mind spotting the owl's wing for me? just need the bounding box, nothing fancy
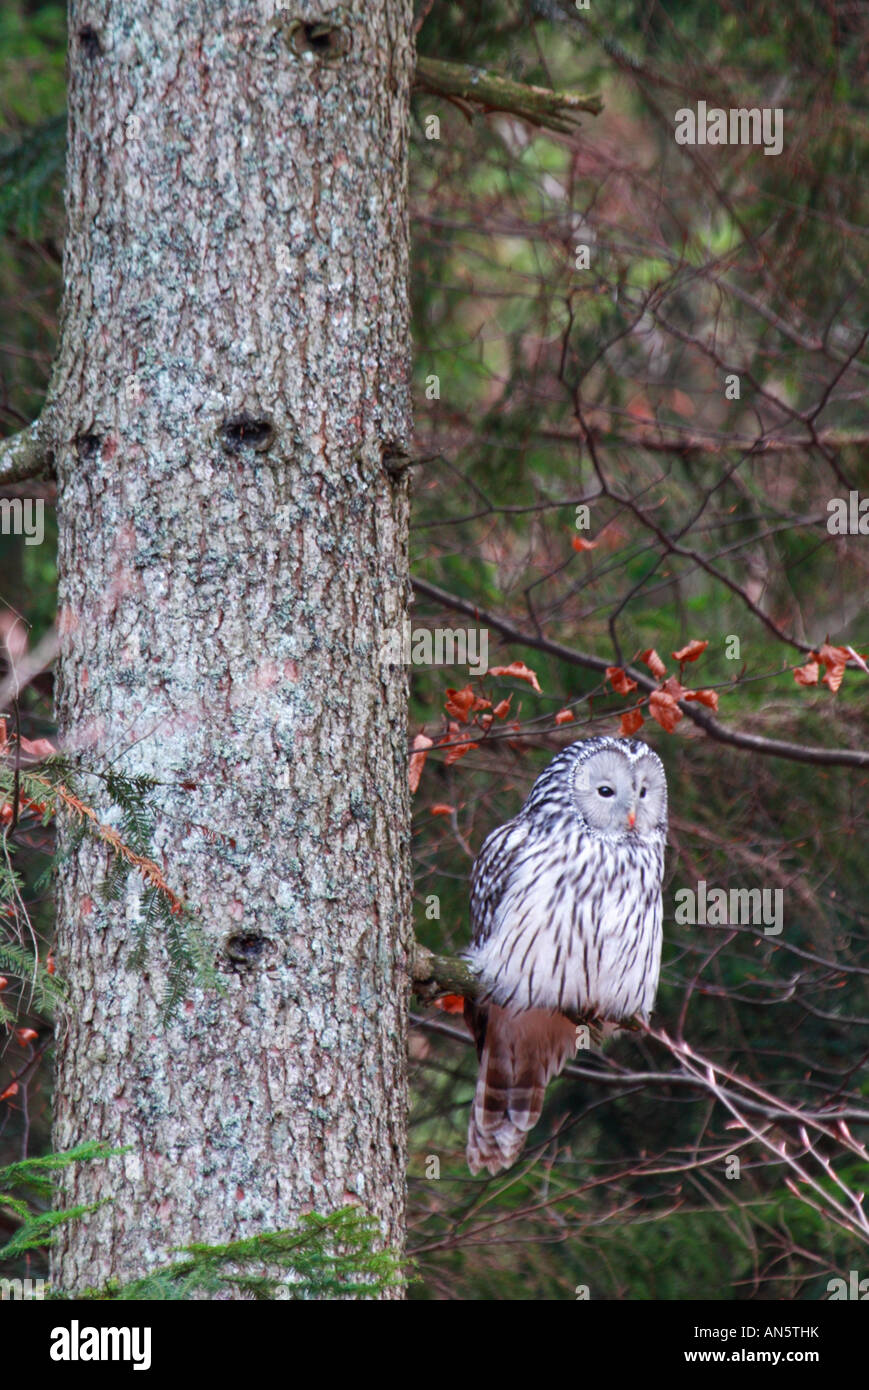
[468,816,529,948]
[466,816,576,1174]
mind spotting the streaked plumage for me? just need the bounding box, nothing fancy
[464,736,667,1175]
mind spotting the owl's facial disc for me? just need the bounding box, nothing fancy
[573,747,665,837]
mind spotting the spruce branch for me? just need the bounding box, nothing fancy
[2,758,218,1014]
[0,1142,125,1263]
[33,777,185,916]
[1,1144,405,1298]
[68,1207,405,1301]
[414,56,602,133]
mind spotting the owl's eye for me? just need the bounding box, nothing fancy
[639,787,647,799]
[597,785,615,797]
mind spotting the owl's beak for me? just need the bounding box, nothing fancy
[626,809,636,830]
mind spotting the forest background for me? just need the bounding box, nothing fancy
[1,0,868,1300]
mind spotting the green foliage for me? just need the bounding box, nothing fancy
[0,0,866,1306]
[0,938,64,1015]
[2,1145,402,1300]
[0,3,66,428]
[0,1142,121,1263]
[0,756,220,1022]
[0,5,66,129]
[406,0,869,1301]
[101,769,156,855]
[0,115,65,239]
[71,1208,405,1301]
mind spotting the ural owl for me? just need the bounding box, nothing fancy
[464,736,667,1175]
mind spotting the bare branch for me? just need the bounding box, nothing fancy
[414,56,602,134]
[412,576,869,768]
[0,418,53,486]
[411,942,479,1004]
[542,422,869,457]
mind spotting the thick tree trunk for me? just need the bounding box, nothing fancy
[50,0,413,1294]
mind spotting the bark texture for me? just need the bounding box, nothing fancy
[51,0,414,1293]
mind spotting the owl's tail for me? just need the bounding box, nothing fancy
[465,1003,577,1175]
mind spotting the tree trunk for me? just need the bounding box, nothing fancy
[50,0,414,1294]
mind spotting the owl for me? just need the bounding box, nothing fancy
[464,736,667,1175]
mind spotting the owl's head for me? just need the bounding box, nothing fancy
[569,737,667,839]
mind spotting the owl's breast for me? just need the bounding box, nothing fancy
[466,828,664,1022]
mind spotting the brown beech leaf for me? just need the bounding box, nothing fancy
[408,733,433,793]
[430,803,455,817]
[574,522,628,553]
[554,708,574,724]
[684,688,719,710]
[793,661,820,686]
[817,643,850,670]
[492,697,512,719]
[637,648,667,679]
[662,675,687,700]
[649,689,683,732]
[620,708,645,736]
[823,664,845,693]
[444,685,490,720]
[606,666,638,695]
[627,393,655,423]
[670,388,695,419]
[443,727,478,765]
[671,639,708,663]
[444,686,474,720]
[19,735,56,759]
[433,994,466,1014]
[489,662,542,694]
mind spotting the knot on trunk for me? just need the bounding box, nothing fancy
[284,11,352,62]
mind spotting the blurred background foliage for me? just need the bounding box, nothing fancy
[407,0,869,1300]
[1,0,867,1299]
[0,2,65,1279]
